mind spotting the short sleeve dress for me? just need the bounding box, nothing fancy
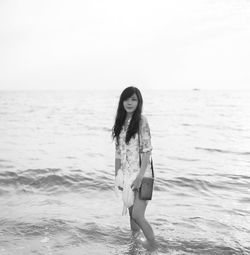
[115,115,153,178]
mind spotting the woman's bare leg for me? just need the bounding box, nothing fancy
[129,206,140,233]
[131,192,156,250]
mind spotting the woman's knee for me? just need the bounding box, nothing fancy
[131,209,144,224]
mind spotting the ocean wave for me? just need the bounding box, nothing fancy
[155,177,211,195]
[155,175,250,197]
[0,218,126,245]
[1,218,248,254]
[0,159,12,163]
[0,168,113,195]
[1,168,249,199]
[182,123,247,132]
[195,147,250,156]
[0,218,73,237]
[157,235,247,255]
[167,156,200,162]
[0,163,14,169]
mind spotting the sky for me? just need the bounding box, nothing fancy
[0,0,250,91]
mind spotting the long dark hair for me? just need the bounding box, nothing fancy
[112,86,143,145]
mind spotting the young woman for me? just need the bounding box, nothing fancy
[112,86,157,252]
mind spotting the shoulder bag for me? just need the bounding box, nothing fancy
[138,129,155,200]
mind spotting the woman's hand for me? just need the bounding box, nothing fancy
[115,169,124,191]
[131,174,143,191]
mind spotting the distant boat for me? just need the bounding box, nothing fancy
[193,88,200,91]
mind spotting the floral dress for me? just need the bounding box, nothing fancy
[115,115,153,179]
[115,115,153,214]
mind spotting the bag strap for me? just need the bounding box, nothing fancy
[138,122,154,178]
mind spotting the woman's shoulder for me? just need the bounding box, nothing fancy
[140,114,149,125]
[139,114,152,140]
[140,115,151,131]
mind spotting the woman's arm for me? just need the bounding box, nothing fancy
[115,141,121,176]
[115,158,121,176]
[137,151,151,178]
[131,115,152,190]
[131,151,151,190]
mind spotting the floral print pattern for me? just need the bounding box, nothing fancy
[115,115,153,178]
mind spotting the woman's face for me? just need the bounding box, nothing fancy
[123,93,138,114]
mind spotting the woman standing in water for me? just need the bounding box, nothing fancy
[112,86,157,252]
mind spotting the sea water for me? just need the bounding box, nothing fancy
[0,89,250,255]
